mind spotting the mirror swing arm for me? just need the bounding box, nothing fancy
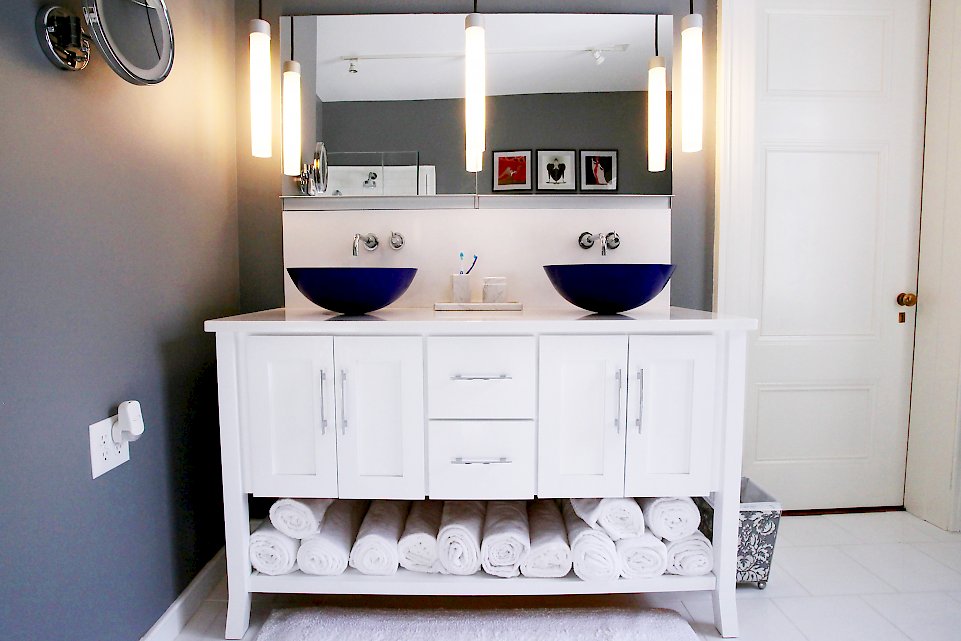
[35,0,174,85]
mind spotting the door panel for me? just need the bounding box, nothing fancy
[719,0,927,508]
[334,336,425,498]
[246,336,337,497]
[625,335,716,497]
[538,335,628,498]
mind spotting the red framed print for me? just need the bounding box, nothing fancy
[492,150,532,191]
[580,150,618,191]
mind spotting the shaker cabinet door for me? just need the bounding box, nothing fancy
[246,335,338,497]
[625,334,717,497]
[334,336,425,499]
[538,335,628,498]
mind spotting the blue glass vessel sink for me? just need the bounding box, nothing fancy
[287,267,417,315]
[543,263,675,314]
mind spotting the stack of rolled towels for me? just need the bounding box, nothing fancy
[248,496,713,580]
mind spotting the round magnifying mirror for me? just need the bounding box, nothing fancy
[82,0,173,85]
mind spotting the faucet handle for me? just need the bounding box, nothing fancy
[605,232,620,250]
[389,231,405,250]
[578,232,595,249]
[361,233,379,251]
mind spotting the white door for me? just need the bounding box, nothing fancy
[334,336,425,499]
[625,335,716,497]
[246,336,338,497]
[538,335,628,498]
[717,0,928,508]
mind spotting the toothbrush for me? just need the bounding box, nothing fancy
[465,254,478,275]
[459,252,465,274]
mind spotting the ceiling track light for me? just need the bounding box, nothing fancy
[347,59,358,74]
[592,49,606,65]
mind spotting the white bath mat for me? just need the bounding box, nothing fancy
[255,606,699,641]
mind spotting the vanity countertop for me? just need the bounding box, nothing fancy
[205,307,757,334]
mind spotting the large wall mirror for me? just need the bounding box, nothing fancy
[283,13,673,197]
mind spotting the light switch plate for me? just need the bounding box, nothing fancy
[89,416,129,479]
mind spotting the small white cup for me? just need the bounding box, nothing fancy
[451,273,471,303]
[483,276,508,303]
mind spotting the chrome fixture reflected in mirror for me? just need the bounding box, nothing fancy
[299,142,329,195]
[36,1,174,85]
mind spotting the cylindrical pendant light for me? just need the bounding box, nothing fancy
[681,2,703,153]
[647,15,667,173]
[282,60,302,176]
[249,14,272,158]
[464,11,486,173]
[282,17,302,177]
[648,56,667,172]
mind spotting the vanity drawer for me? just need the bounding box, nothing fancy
[428,420,535,499]
[427,336,535,419]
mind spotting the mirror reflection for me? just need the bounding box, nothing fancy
[284,14,673,196]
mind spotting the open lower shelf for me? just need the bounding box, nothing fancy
[249,568,716,596]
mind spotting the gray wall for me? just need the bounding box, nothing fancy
[322,92,673,195]
[0,2,238,640]
[237,0,716,312]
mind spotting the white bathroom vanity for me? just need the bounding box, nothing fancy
[205,307,755,638]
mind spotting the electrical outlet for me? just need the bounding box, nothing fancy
[89,416,129,479]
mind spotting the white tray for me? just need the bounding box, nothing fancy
[434,302,524,311]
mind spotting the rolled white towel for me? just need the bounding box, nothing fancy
[349,500,410,576]
[481,501,531,578]
[616,533,669,579]
[268,498,334,539]
[437,500,486,576]
[665,532,714,576]
[398,500,445,574]
[249,521,299,576]
[297,500,368,576]
[639,497,701,542]
[570,498,645,541]
[562,500,620,581]
[521,500,572,578]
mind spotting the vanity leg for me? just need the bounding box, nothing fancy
[712,331,747,638]
[217,334,252,639]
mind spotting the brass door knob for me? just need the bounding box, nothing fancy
[897,293,918,307]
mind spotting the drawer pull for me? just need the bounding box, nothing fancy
[450,374,513,381]
[450,456,512,465]
[340,370,348,435]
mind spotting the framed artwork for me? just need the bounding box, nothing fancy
[580,150,618,191]
[536,150,576,191]
[492,150,532,191]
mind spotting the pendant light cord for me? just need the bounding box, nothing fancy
[258,0,263,20]
[690,0,694,14]
[655,14,659,56]
[290,16,294,59]
[473,0,478,13]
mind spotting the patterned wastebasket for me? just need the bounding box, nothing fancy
[694,477,782,589]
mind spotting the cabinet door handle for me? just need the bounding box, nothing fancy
[615,368,623,434]
[450,456,512,465]
[318,370,328,434]
[450,374,512,381]
[636,370,645,434]
[340,370,348,435]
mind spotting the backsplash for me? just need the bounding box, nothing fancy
[283,205,671,310]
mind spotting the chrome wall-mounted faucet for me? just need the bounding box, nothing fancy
[352,233,379,256]
[579,231,620,256]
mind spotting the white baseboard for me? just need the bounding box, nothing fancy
[141,547,227,641]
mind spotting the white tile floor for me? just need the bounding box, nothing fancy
[175,512,961,641]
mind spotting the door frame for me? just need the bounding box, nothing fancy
[714,0,961,529]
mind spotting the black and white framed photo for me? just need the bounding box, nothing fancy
[492,150,532,191]
[579,150,618,191]
[536,150,576,191]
